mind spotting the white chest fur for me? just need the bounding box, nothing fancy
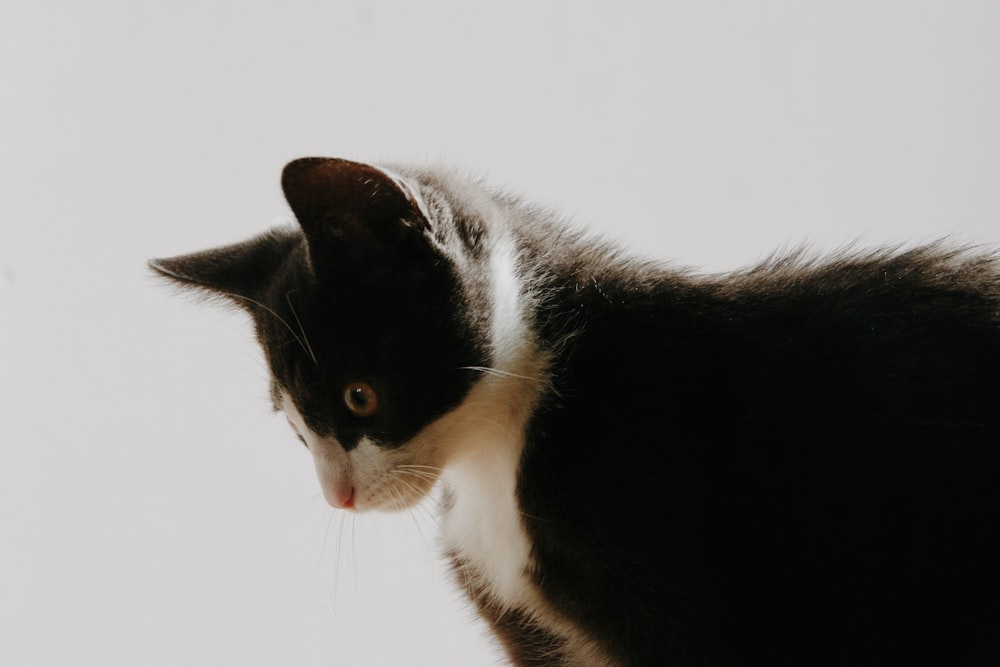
[432,372,617,667]
[440,411,534,609]
[437,234,544,608]
[402,343,544,610]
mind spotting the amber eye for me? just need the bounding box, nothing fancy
[343,382,378,417]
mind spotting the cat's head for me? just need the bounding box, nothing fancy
[151,158,543,511]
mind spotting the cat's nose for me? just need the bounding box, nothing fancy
[332,486,355,510]
[317,473,355,510]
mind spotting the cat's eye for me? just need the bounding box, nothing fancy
[344,382,378,417]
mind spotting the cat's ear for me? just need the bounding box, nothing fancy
[148,228,303,305]
[281,157,429,250]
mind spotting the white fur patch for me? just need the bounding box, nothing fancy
[282,324,544,605]
[430,235,616,666]
[282,395,441,512]
[435,233,546,608]
[488,237,528,370]
[437,373,539,608]
[282,394,353,508]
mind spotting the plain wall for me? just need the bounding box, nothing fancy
[2,1,998,665]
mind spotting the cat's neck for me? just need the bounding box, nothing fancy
[426,226,551,607]
[437,342,547,607]
[504,213,696,358]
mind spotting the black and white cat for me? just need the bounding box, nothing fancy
[151,157,1000,666]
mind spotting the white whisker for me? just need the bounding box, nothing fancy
[459,365,544,383]
[286,290,318,365]
[394,468,439,483]
[398,484,421,513]
[319,509,341,614]
[390,469,431,499]
[407,507,428,542]
[395,463,444,473]
[224,291,317,364]
[350,512,359,597]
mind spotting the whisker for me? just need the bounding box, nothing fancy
[391,475,444,533]
[286,290,318,366]
[350,512,359,598]
[295,491,325,515]
[405,503,431,544]
[336,509,351,605]
[387,484,408,511]
[393,464,442,482]
[390,470,431,498]
[223,291,315,364]
[393,467,439,481]
[413,497,441,529]
[408,510,426,542]
[396,483,421,512]
[320,509,341,613]
[401,474,428,496]
[459,365,544,383]
[454,414,520,435]
[395,463,444,472]
[393,466,444,485]
[392,472,444,524]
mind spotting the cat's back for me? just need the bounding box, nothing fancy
[516,241,1000,666]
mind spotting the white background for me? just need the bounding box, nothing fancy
[2,1,998,665]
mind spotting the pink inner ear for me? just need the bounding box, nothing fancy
[281,157,423,240]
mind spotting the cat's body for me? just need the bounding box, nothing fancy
[153,158,1000,666]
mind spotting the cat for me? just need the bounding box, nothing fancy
[151,157,1000,666]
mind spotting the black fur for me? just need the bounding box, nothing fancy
[518,244,1000,665]
[152,158,1000,666]
[151,159,486,449]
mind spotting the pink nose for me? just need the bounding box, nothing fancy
[311,451,356,510]
[326,485,355,510]
[340,489,355,509]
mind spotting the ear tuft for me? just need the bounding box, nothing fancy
[147,256,192,283]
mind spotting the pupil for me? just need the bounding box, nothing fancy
[352,388,367,406]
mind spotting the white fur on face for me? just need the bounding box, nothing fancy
[279,338,542,521]
[280,393,449,513]
[282,394,354,509]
